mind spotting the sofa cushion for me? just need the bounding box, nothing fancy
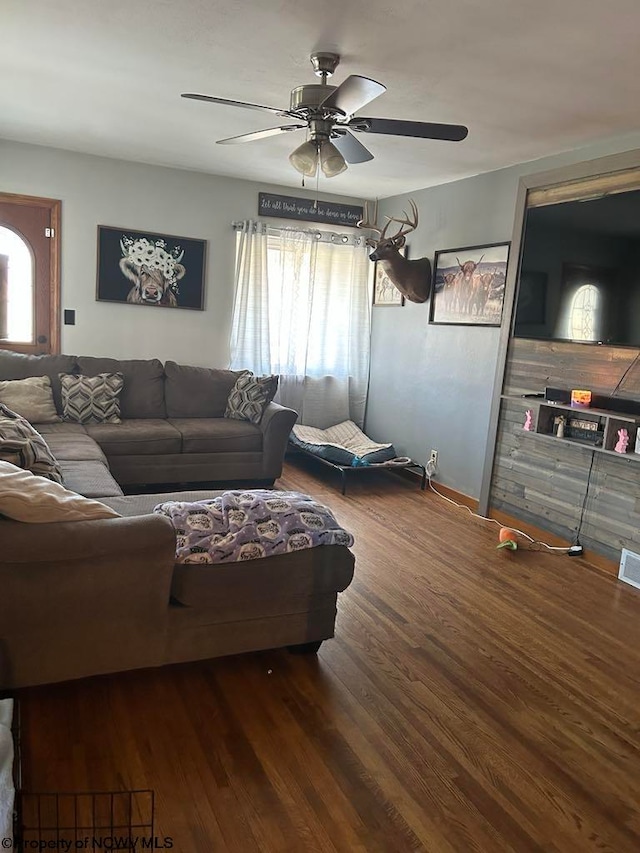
[84,419,182,456]
[60,373,124,424]
[164,362,246,418]
[0,376,60,423]
[100,490,225,517]
[0,404,63,483]
[225,373,279,424]
[171,546,355,607]
[59,459,124,498]
[168,418,263,453]
[39,432,108,464]
[0,460,120,523]
[76,357,166,419]
[0,351,77,414]
[34,422,87,436]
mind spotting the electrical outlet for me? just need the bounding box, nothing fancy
[428,449,438,468]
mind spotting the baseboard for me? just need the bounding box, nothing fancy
[397,467,478,509]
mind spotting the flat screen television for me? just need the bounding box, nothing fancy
[514,188,640,348]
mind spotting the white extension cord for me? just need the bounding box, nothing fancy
[424,466,574,554]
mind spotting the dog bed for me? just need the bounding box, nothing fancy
[289,421,426,494]
[290,421,398,466]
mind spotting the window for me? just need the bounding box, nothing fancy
[230,223,371,425]
[556,263,611,343]
[569,284,600,341]
[0,193,61,354]
[264,233,367,376]
[0,226,34,343]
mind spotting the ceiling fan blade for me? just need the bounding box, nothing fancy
[217,125,306,144]
[331,130,374,164]
[320,76,386,116]
[351,117,468,141]
[181,93,292,117]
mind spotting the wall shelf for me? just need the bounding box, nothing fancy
[502,396,640,461]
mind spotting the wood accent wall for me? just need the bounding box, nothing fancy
[489,338,640,564]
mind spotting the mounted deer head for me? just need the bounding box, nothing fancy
[357,199,432,304]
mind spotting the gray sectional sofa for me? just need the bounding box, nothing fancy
[0,350,356,689]
[0,351,298,493]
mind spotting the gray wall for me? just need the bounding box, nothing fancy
[0,139,362,368]
[365,130,640,498]
[5,132,640,503]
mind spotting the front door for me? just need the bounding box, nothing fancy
[0,193,61,354]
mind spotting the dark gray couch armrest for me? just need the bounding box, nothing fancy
[0,513,174,564]
[0,514,176,629]
[259,401,298,478]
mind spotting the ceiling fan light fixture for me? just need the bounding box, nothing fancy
[187,53,469,178]
[289,140,318,177]
[319,140,347,177]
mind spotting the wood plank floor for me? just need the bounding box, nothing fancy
[16,457,640,852]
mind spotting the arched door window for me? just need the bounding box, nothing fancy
[0,194,60,354]
[0,226,34,343]
[569,284,599,341]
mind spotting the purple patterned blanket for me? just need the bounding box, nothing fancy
[153,490,354,564]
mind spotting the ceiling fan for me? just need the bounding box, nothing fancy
[181,52,468,178]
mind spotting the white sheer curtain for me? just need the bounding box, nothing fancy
[230,220,371,427]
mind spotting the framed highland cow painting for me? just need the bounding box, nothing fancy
[429,242,510,326]
[96,226,207,310]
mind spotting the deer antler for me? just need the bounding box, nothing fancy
[357,200,383,237]
[383,198,419,241]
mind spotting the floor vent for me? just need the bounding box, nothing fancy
[619,548,640,590]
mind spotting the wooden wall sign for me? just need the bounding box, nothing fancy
[258,193,363,227]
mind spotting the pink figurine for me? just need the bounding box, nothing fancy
[523,409,533,431]
[615,428,629,453]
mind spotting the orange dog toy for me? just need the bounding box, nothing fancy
[497,527,518,550]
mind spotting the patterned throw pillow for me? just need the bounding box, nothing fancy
[225,373,279,424]
[0,403,63,483]
[59,373,124,424]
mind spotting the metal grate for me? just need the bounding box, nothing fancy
[18,789,154,847]
[619,548,640,590]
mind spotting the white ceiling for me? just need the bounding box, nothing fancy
[3,0,640,199]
